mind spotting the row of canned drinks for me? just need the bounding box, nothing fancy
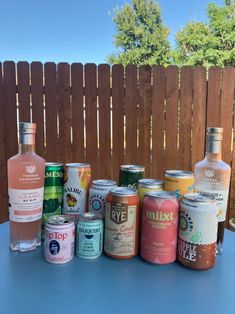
[43,163,218,270]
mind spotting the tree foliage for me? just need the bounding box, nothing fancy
[174,1,235,67]
[107,0,171,66]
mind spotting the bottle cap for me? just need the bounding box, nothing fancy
[19,122,36,134]
[207,127,223,141]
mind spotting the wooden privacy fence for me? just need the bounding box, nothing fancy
[0,61,235,224]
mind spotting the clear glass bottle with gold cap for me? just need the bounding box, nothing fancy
[7,122,45,251]
[194,127,231,254]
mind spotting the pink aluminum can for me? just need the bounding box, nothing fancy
[141,191,179,264]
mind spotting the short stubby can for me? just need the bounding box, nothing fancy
[88,179,117,218]
[63,163,91,221]
[164,170,195,199]
[119,165,145,189]
[104,187,140,259]
[76,212,103,259]
[141,191,179,264]
[42,162,64,240]
[44,215,75,264]
[138,179,164,202]
[177,193,218,270]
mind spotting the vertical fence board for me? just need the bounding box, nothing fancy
[85,64,98,179]
[152,65,165,179]
[112,65,124,180]
[138,65,152,177]
[165,66,179,170]
[125,64,138,165]
[0,63,8,222]
[57,63,72,163]
[44,62,58,161]
[71,63,85,162]
[98,64,111,178]
[207,67,221,127]
[31,62,45,157]
[192,67,207,167]
[17,62,31,122]
[179,66,194,170]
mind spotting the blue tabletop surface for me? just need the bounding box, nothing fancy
[0,222,235,314]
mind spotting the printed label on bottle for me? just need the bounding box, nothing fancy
[104,202,136,257]
[197,189,229,222]
[9,187,44,222]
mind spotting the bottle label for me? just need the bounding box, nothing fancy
[9,187,44,222]
[197,189,229,222]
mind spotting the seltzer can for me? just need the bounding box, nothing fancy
[119,165,145,189]
[88,179,117,218]
[104,187,140,259]
[76,212,104,259]
[42,162,64,239]
[177,193,218,270]
[141,191,179,264]
[164,170,195,199]
[63,163,91,221]
[138,179,164,202]
[44,215,75,264]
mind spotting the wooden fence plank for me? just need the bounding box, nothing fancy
[71,63,85,162]
[44,62,58,161]
[0,63,8,222]
[125,64,138,165]
[152,65,165,179]
[57,63,72,163]
[17,61,31,122]
[138,65,152,177]
[179,66,194,170]
[31,62,45,157]
[112,64,125,181]
[85,64,98,179]
[165,66,179,170]
[98,64,111,178]
[192,67,207,168]
[207,66,221,127]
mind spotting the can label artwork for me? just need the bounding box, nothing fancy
[119,165,145,189]
[164,170,195,199]
[177,193,218,270]
[76,217,103,259]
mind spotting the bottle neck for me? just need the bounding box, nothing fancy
[19,144,35,154]
[19,133,36,154]
[206,139,222,161]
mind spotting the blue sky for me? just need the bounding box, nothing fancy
[0,0,224,64]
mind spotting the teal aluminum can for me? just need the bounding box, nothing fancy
[119,165,145,189]
[76,213,103,259]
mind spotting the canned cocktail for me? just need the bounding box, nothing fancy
[138,179,164,202]
[119,165,145,189]
[164,170,195,199]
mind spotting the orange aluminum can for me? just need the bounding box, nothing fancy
[164,170,195,199]
[104,187,140,259]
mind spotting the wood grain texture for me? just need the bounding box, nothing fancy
[17,62,30,122]
[207,67,221,127]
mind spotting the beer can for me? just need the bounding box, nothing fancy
[164,170,195,199]
[44,215,75,264]
[177,193,218,270]
[63,163,91,221]
[138,179,164,201]
[119,165,145,189]
[88,179,117,218]
[141,191,179,264]
[42,162,64,239]
[104,187,140,259]
[76,212,103,259]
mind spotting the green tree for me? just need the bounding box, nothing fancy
[174,0,235,67]
[107,0,171,66]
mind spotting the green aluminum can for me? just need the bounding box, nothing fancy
[42,162,64,239]
[119,165,145,189]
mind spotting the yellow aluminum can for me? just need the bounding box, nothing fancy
[138,179,164,201]
[164,170,195,199]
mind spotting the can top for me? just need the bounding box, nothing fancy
[65,163,90,168]
[138,179,164,188]
[165,170,194,178]
[46,215,74,226]
[182,192,216,204]
[92,179,117,187]
[109,187,137,196]
[144,191,177,199]
[120,164,145,172]
[78,212,103,222]
[19,122,36,134]
[46,162,64,167]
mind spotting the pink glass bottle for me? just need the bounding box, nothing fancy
[7,122,45,252]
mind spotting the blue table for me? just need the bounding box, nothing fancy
[0,222,234,314]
